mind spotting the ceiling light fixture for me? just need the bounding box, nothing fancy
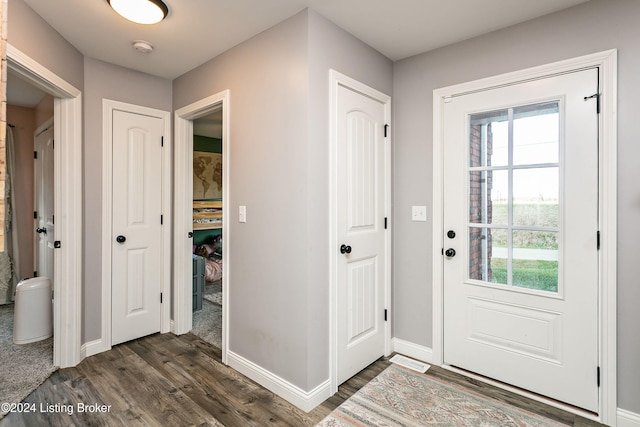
[107,0,168,25]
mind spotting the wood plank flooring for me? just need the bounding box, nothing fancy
[1,332,605,426]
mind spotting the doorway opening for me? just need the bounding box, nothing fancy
[191,108,224,350]
[173,91,230,364]
[4,44,82,369]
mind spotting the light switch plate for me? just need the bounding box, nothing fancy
[412,205,427,222]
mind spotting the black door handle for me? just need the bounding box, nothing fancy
[116,235,126,244]
[36,227,47,234]
[445,248,456,258]
[340,244,352,254]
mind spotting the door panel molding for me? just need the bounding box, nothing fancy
[102,99,171,351]
[432,50,617,425]
[329,70,391,394]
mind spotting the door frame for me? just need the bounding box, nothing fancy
[7,44,83,368]
[432,50,617,424]
[173,90,230,365]
[329,70,392,394]
[101,100,171,351]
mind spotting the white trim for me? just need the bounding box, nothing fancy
[227,351,332,413]
[432,49,617,426]
[7,44,83,369]
[80,339,106,359]
[618,409,640,427]
[391,338,434,365]
[173,91,230,365]
[101,100,172,351]
[329,69,392,395]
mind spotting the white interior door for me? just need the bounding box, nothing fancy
[443,68,599,411]
[111,110,164,346]
[34,121,55,285]
[337,83,388,384]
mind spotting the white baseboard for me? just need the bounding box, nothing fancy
[80,338,106,359]
[391,338,434,364]
[618,408,640,427]
[227,351,331,412]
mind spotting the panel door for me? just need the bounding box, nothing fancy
[443,68,599,411]
[111,110,164,346]
[34,122,55,285]
[337,84,387,384]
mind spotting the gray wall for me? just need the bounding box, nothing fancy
[392,0,640,413]
[82,57,172,342]
[7,0,83,91]
[174,10,312,389]
[174,9,392,391]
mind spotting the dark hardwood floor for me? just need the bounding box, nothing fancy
[1,332,605,426]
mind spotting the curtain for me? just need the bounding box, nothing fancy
[0,126,18,304]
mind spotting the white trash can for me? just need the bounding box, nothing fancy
[13,277,52,344]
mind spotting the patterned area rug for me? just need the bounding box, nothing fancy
[317,364,566,426]
[0,304,57,419]
[203,291,222,306]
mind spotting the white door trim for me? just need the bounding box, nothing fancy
[173,90,230,365]
[432,50,617,425]
[329,70,392,394]
[7,44,83,368]
[101,99,171,351]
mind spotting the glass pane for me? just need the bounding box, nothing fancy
[513,102,559,165]
[469,170,508,225]
[469,110,508,167]
[513,168,559,227]
[469,227,507,285]
[512,230,558,292]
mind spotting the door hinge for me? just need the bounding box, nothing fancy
[161,215,164,225]
[161,136,164,147]
[34,211,38,219]
[441,248,444,255]
[384,217,388,229]
[384,309,388,321]
[160,293,163,304]
[597,231,600,250]
[34,271,38,277]
[597,366,600,387]
[34,151,38,159]
[584,93,600,114]
[384,124,390,138]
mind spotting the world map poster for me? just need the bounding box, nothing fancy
[193,151,222,200]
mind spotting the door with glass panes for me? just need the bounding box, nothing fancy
[443,68,599,412]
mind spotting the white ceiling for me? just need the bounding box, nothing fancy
[21,0,590,80]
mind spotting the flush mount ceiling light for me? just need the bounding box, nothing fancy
[107,0,168,25]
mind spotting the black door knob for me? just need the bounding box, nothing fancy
[36,227,47,234]
[340,244,352,254]
[188,232,193,238]
[447,230,456,239]
[445,248,456,258]
[116,235,126,244]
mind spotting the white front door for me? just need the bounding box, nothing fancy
[111,110,164,346]
[336,83,389,384]
[443,68,599,411]
[34,121,55,284]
